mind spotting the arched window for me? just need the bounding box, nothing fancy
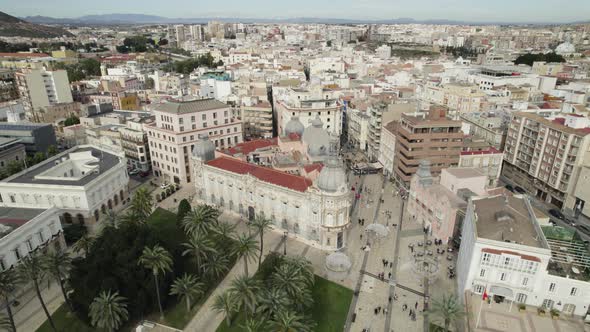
[101,204,107,214]
[63,213,73,224]
[107,199,113,210]
[76,214,85,225]
[94,210,100,221]
[114,195,119,206]
[119,190,124,202]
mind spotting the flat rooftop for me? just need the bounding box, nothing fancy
[4,146,120,186]
[0,207,47,239]
[444,167,486,179]
[473,195,545,248]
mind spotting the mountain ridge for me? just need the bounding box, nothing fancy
[0,11,73,38]
[20,13,589,26]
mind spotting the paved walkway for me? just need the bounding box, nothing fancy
[466,292,588,332]
[13,281,64,332]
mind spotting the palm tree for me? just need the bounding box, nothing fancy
[89,290,129,332]
[182,232,217,272]
[43,249,73,311]
[72,234,93,256]
[271,263,307,298]
[257,287,290,318]
[231,233,259,276]
[202,254,229,280]
[429,294,465,332]
[169,274,203,312]
[249,216,273,267]
[103,209,119,229]
[129,187,153,221]
[138,245,173,319]
[0,270,19,332]
[213,222,236,240]
[268,310,312,332]
[18,253,57,332]
[285,256,314,287]
[241,317,266,332]
[181,205,220,237]
[228,275,260,316]
[212,291,235,327]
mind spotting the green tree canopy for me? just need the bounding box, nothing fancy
[64,115,80,127]
[514,52,566,66]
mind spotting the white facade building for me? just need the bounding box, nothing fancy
[0,145,129,225]
[0,207,65,270]
[457,195,590,317]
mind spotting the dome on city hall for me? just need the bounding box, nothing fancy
[317,157,347,192]
[284,116,305,136]
[555,42,575,55]
[303,116,330,157]
[192,135,216,162]
[325,252,352,272]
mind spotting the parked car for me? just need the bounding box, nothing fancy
[128,169,140,175]
[576,224,590,237]
[160,183,171,189]
[139,171,150,178]
[504,184,514,192]
[548,209,565,220]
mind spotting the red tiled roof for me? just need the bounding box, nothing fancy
[223,138,277,156]
[304,163,324,173]
[0,52,50,58]
[552,118,566,125]
[461,147,501,156]
[481,248,541,262]
[206,156,313,192]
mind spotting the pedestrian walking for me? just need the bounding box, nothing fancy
[388,272,392,279]
[360,233,363,240]
[390,262,393,268]
[388,296,392,303]
[415,301,418,309]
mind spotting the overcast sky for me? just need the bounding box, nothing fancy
[3,0,590,23]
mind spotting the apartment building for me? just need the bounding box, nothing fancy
[274,86,343,137]
[346,108,370,151]
[378,121,396,178]
[502,112,590,213]
[242,101,273,139]
[459,147,503,188]
[120,118,152,172]
[146,99,243,184]
[460,112,508,150]
[367,102,415,162]
[15,68,73,117]
[393,107,463,185]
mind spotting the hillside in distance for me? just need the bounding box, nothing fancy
[0,11,73,38]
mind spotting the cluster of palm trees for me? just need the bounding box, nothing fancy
[0,248,74,332]
[213,255,316,332]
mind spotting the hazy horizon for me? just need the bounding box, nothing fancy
[3,0,590,24]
